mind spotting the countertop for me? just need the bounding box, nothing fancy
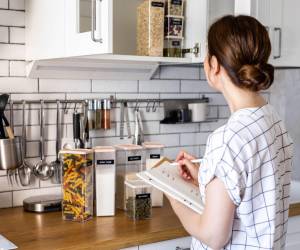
[1,182,300,250]
[0,200,188,250]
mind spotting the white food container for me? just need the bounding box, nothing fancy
[94,146,116,216]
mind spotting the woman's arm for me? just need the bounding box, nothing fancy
[168,177,236,250]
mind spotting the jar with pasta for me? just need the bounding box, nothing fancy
[60,149,94,222]
[137,0,165,56]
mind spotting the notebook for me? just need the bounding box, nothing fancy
[137,161,204,214]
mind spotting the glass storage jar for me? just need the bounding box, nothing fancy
[165,0,184,16]
[164,38,183,57]
[125,180,152,220]
[164,16,184,38]
[60,149,94,222]
[115,144,144,210]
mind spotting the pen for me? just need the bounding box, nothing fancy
[170,158,203,166]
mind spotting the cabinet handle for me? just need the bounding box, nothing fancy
[91,0,103,43]
[273,27,282,59]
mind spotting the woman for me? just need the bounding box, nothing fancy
[169,15,293,250]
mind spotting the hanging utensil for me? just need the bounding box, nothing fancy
[50,100,62,184]
[73,109,82,149]
[34,100,54,181]
[124,102,131,138]
[18,100,33,186]
[132,107,144,145]
[1,100,14,139]
[0,94,9,138]
[120,102,125,139]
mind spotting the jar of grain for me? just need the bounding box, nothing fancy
[137,0,165,57]
[165,16,184,38]
[165,0,184,16]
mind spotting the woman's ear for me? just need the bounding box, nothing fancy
[210,55,221,75]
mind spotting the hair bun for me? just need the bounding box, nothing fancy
[237,63,274,91]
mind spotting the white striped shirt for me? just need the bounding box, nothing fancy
[192,104,293,250]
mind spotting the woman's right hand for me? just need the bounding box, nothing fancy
[176,151,200,186]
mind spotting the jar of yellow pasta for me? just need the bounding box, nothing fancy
[60,149,94,222]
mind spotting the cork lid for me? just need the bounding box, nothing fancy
[114,144,143,150]
[143,142,164,149]
[94,146,115,153]
[59,148,94,155]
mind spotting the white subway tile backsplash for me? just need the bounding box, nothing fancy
[144,134,180,147]
[0,26,9,42]
[92,80,138,93]
[160,123,200,134]
[9,0,24,10]
[164,146,200,160]
[205,93,227,105]
[10,93,65,101]
[218,106,231,118]
[160,66,200,80]
[9,27,24,43]
[9,60,25,76]
[139,80,180,93]
[0,0,8,9]
[0,176,12,192]
[0,192,12,208]
[66,93,114,100]
[0,9,24,26]
[92,136,132,147]
[0,77,37,92]
[0,60,9,76]
[115,93,159,101]
[200,119,227,132]
[13,186,61,207]
[115,121,160,136]
[39,79,91,93]
[181,80,214,93]
[0,43,25,60]
[180,133,197,146]
[160,93,199,99]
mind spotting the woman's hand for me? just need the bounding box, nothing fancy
[176,151,200,186]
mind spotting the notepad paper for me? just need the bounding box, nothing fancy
[137,162,204,214]
[0,235,17,250]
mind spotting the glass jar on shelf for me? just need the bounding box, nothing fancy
[164,38,183,57]
[164,15,184,38]
[165,0,184,16]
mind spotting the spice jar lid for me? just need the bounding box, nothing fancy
[143,142,164,149]
[115,144,143,151]
[95,99,102,109]
[94,146,116,153]
[102,99,111,110]
[88,100,96,110]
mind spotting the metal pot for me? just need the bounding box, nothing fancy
[0,136,22,170]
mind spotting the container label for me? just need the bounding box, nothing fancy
[152,2,164,8]
[171,0,182,5]
[128,156,142,162]
[171,18,183,25]
[172,40,181,46]
[136,193,151,199]
[150,154,161,159]
[97,160,115,165]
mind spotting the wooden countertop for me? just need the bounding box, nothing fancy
[0,200,188,250]
[1,201,300,250]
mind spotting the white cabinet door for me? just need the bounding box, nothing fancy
[65,0,112,57]
[139,237,191,250]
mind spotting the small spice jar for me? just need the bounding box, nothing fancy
[115,144,144,210]
[164,16,184,38]
[101,99,111,130]
[143,142,164,207]
[60,149,94,222]
[95,99,102,129]
[87,100,96,130]
[125,180,152,220]
[165,0,184,16]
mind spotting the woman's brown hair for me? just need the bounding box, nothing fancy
[207,15,274,91]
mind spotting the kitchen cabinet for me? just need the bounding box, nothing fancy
[25,0,235,80]
[286,215,300,250]
[235,0,300,67]
[139,236,191,250]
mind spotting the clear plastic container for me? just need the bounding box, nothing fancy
[115,144,144,210]
[164,38,183,57]
[143,142,164,207]
[60,149,94,222]
[165,0,184,16]
[164,16,184,38]
[125,180,152,220]
[137,0,165,56]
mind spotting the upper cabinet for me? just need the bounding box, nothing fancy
[236,0,300,67]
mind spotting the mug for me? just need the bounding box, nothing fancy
[188,103,208,122]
